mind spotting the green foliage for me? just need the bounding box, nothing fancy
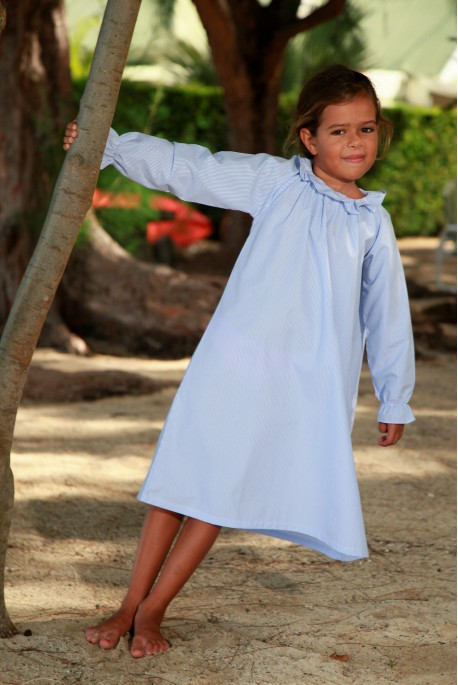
[72,80,227,258]
[364,106,457,236]
[282,1,368,93]
[157,39,219,87]
[73,79,456,246]
[149,0,175,30]
[69,17,102,79]
[74,79,227,150]
[95,182,161,260]
[75,213,93,249]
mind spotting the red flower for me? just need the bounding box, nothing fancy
[147,196,212,248]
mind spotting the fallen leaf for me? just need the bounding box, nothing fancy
[329,652,350,662]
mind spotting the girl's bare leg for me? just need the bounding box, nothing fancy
[85,506,183,649]
[130,517,220,658]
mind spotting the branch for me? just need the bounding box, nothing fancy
[192,0,237,47]
[191,0,244,83]
[0,2,6,35]
[229,0,264,35]
[274,0,347,45]
[268,0,303,25]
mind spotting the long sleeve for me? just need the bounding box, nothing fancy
[101,128,295,216]
[360,210,415,424]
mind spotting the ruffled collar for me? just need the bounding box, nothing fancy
[297,157,385,215]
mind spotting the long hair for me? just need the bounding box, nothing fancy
[285,64,392,159]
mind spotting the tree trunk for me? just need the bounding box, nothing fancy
[0,0,72,331]
[192,0,346,252]
[0,0,87,354]
[61,211,222,358]
[0,0,141,638]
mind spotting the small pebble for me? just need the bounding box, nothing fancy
[23,629,33,637]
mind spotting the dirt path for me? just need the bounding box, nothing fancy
[0,349,455,685]
[0,237,456,684]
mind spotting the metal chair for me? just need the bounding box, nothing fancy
[435,181,457,294]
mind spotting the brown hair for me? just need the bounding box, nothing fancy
[285,64,392,159]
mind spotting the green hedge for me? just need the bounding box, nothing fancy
[74,80,456,243]
[73,79,227,148]
[364,106,456,235]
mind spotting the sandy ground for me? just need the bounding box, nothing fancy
[0,238,456,685]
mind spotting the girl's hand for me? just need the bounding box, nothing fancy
[63,121,78,151]
[378,422,404,447]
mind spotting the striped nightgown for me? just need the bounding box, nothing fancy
[101,129,415,562]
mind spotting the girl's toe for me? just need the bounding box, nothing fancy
[130,638,145,658]
[85,629,99,644]
[99,634,118,649]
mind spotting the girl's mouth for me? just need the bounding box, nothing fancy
[344,155,365,163]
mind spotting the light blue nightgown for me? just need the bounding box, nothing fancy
[101,129,415,562]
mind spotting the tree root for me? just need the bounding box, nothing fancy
[0,609,19,639]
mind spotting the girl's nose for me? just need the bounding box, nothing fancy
[348,133,362,148]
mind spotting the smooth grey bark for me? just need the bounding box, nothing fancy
[0,0,142,638]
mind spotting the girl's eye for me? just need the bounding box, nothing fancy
[331,129,345,136]
[362,127,375,133]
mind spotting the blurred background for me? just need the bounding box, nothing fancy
[1,7,455,683]
[0,0,456,358]
[68,0,456,107]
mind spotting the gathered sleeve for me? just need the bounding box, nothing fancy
[360,210,415,424]
[101,128,294,216]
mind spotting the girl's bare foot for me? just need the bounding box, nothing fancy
[85,607,133,650]
[130,603,171,658]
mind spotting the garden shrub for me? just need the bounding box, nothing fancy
[364,106,456,236]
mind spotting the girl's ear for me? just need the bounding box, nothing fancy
[300,128,316,156]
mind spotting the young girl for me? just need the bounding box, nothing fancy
[64,64,415,659]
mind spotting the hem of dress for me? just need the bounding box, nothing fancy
[137,494,368,563]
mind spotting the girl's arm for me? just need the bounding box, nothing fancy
[100,128,293,216]
[360,210,415,438]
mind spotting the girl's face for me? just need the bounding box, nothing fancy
[300,96,379,198]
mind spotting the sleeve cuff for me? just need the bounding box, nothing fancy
[377,402,415,424]
[100,128,120,169]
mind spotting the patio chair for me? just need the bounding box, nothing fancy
[435,180,457,294]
